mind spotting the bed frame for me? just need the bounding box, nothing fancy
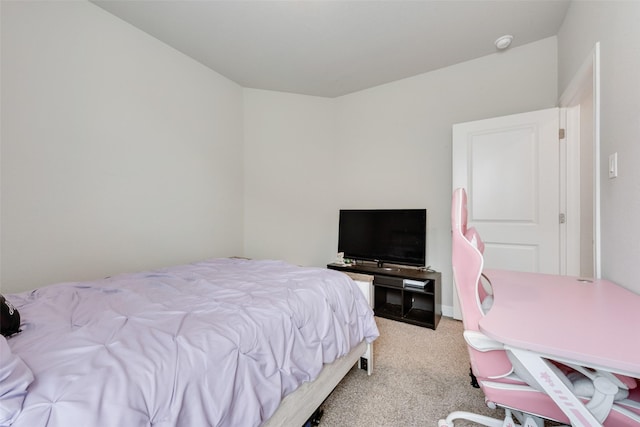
[263,340,367,426]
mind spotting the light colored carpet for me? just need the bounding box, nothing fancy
[319,316,505,426]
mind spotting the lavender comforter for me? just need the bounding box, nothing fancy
[3,258,379,427]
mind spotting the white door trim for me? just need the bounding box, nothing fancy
[558,42,601,279]
[560,105,581,276]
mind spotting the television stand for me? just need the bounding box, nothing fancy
[327,263,441,330]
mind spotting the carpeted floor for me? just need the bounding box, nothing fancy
[319,316,505,426]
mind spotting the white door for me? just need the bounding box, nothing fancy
[452,108,560,319]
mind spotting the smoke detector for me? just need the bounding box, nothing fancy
[495,35,514,50]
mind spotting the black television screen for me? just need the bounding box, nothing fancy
[338,209,426,267]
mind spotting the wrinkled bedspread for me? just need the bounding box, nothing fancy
[5,258,379,427]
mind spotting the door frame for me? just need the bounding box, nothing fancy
[558,42,601,279]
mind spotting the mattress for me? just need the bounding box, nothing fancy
[1,258,379,427]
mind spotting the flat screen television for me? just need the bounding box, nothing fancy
[338,209,426,268]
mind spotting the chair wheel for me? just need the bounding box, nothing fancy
[470,366,480,388]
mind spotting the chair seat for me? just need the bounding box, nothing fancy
[481,379,640,426]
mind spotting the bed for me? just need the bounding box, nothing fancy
[0,258,379,427]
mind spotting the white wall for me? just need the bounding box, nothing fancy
[558,1,640,294]
[1,1,576,314]
[244,37,558,313]
[1,1,244,293]
[243,89,337,265]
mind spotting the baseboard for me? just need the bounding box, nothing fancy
[441,304,454,319]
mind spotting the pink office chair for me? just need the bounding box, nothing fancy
[439,188,640,427]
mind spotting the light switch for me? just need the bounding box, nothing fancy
[608,152,618,179]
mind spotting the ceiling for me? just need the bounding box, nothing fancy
[92,0,571,98]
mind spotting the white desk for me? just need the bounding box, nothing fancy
[479,269,640,426]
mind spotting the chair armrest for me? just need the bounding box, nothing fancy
[463,330,505,352]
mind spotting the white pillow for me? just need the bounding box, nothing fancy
[481,295,494,314]
[464,227,485,254]
[0,336,34,426]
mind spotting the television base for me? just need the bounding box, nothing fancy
[327,263,441,330]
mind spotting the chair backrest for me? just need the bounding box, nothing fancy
[451,188,512,379]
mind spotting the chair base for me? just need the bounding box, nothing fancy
[438,408,561,427]
[470,366,480,388]
[438,411,503,427]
